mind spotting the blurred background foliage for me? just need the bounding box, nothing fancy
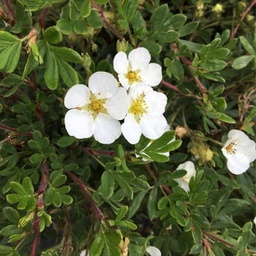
[0,0,255,255]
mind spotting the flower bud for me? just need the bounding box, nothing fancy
[212,3,224,13]
[116,39,129,52]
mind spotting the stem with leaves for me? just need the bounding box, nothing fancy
[30,160,49,256]
[67,171,104,221]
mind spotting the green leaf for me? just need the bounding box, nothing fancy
[150,4,169,30]
[50,46,82,63]
[200,59,227,71]
[113,173,133,199]
[167,14,187,30]
[128,189,149,218]
[22,177,34,194]
[239,36,255,55]
[141,40,161,56]
[0,245,13,255]
[57,136,76,147]
[3,207,20,224]
[57,58,79,87]
[154,31,179,43]
[98,170,115,199]
[178,21,199,37]
[9,181,27,195]
[191,222,202,244]
[73,20,89,35]
[0,31,22,73]
[115,205,128,222]
[30,153,44,164]
[147,187,158,219]
[232,55,254,69]
[90,234,105,256]
[56,19,73,35]
[61,194,73,205]
[94,0,108,3]
[44,48,59,90]
[6,194,24,204]
[43,26,63,44]
[52,175,67,187]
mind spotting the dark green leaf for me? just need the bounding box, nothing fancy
[150,4,169,30]
[3,207,20,224]
[98,170,115,199]
[44,49,59,90]
[128,189,149,218]
[178,21,199,37]
[57,136,76,147]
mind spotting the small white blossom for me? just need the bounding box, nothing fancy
[80,250,90,256]
[174,161,196,192]
[146,246,161,256]
[221,129,256,175]
[64,72,129,144]
[121,84,169,144]
[254,217,256,225]
[113,47,162,90]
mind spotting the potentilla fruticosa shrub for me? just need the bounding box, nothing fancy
[0,0,255,256]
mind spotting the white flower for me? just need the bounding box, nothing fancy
[121,84,169,144]
[174,161,196,192]
[254,217,256,225]
[146,246,161,256]
[64,71,129,144]
[80,250,90,256]
[221,129,256,175]
[113,47,162,90]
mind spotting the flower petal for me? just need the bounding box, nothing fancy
[226,152,250,175]
[121,114,142,144]
[105,88,129,120]
[140,63,162,86]
[145,90,167,115]
[129,84,153,99]
[64,84,90,109]
[128,47,151,71]
[140,115,169,140]
[88,71,118,99]
[146,246,161,256]
[64,109,94,139]
[177,161,196,181]
[118,74,130,90]
[94,113,121,144]
[175,179,190,192]
[113,51,129,74]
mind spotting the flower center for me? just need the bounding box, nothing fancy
[88,94,106,118]
[129,94,147,121]
[126,71,141,85]
[225,142,236,154]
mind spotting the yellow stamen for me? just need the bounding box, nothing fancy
[126,71,141,85]
[225,142,236,154]
[129,94,147,121]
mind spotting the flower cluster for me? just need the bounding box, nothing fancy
[64,47,169,144]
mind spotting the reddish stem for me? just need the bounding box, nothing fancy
[38,8,49,29]
[90,0,124,40]
[194,76,207,94]
[230,0,256,40]
[3,0,15,21]
[67,171,103,221]
[161,79,184,94]
[82,147,116,157]
[30,222,40,256]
